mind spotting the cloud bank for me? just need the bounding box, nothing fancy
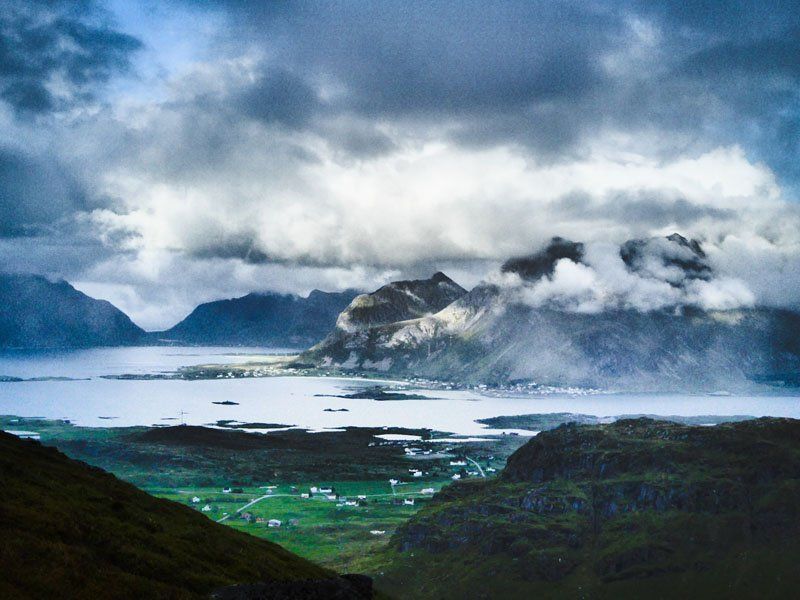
[505,236,756,314]
[0,0,799,328]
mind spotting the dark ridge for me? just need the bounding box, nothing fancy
[129,425,276,450]
[620,232,711,281]
[501,237,585,281]
[0,273,145,348]
[666,232,706,258]
[212,574,373,599]
[158,288,360,346]
[384,418,800,597]
[0,430,348,599]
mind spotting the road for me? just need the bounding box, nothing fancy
[465,456,486,478]
[216,493,293,522]
[214,487,444,522]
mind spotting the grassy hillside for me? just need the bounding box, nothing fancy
[0,431,366,599]
[376,418,800,599]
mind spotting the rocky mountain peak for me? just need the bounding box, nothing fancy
[501,237,585,281]
[621,232,711,282]
[334,272,466,332]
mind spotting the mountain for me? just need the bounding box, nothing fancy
[333,272,466,333]
[301,236,800,390]
[303,272,467,369]
[0,430,372,599]
[0,273,145,349]
[377,418,800,599]
[157,289,359,347]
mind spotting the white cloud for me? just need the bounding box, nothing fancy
[512,241,756,314]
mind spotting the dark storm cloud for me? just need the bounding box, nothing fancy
[232,68,320,128]
[3,0,800,324]
[181,0,800,179]
[0,146,88,236]
[632,0,799,35]
[674,26,800,183]
[180,0,620,158]
[555,192,737,229]
[0,0,141,115]
[189,232,270,264]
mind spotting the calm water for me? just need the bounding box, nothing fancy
[1,347,799,435]
[0,346,298,379]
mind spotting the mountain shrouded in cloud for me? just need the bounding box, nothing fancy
[0,0,799,328]
[506,234,755,314]
[303,234,800,390]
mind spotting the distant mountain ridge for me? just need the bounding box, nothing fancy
[0,273,145,349]
[157,289,360,347]
[301,235,800,390]
[0,273,360,349]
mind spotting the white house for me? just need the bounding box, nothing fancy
[345,500,358,506]
[191,496,201,503]
[449,460,467,466]
[201,504,212,512]
[301,493,310,499]
[268,519,282,528]
[389,479,399,485]
[222,487,232,493]
[310,486,319,493]
[319,487,333,494]
[451,473,461,480]
[421,488,435,494]
[403,498,415,505]
[357,495,367,500]
[412,471,423,478]
[326,494,337,501]
[370,530,386,535]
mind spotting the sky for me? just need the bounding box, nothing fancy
[1,0,799,329]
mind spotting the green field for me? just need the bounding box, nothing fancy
[151,479,448,570]
[0,415,523,574]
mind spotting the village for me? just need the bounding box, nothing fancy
[152,447,500,569]
[185,452,493,526]
[1,415,523,574]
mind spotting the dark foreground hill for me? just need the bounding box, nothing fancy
[157,289,359,347]
[378,418,800,599]
[0,431,371,599]
[0,273,145,348]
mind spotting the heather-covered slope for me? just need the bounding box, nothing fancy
[0,273,145,348]
[0,431,369,599]
[378,418,800,599]
[158,289,359,347]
